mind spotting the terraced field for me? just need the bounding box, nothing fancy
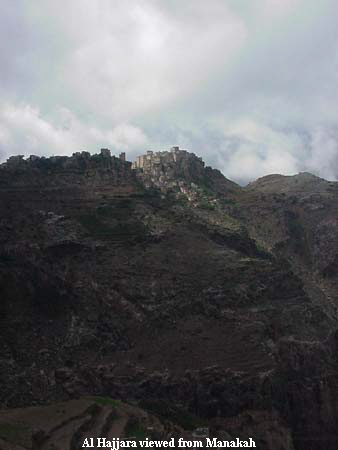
[0,397,169,450]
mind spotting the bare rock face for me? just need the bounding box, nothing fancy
[0,149,338,450]
[235,172,338,314]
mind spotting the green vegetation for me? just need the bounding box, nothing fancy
[78,198,149,242]
[0,252,15,265]
[199,184,214,197]
[85,396,121,407]
[96,205,117,218]
[112,222,149,240]
[78,214,146,239]
[96,198,136,220]
[0,422,32,448]
[139,399,207,431]
[33,283,65,314]
[124,416,147,439]
[219,197,235,206]
[198,200,216,210]
[78,214,115,236]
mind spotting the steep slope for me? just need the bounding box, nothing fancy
[0,151,337,450]
[234,172,338,317]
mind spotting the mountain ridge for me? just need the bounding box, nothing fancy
[0,147,338,450]
[2,147,337,191]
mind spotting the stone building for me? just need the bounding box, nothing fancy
[6,155,25,167]
[131,146,205,191]
[100,148,111,158]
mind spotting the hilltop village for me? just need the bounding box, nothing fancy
[132,146,206,190]
[0,146,239,200]
[3,145,196,168]
[2,146,203,187]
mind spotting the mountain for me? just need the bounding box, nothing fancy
[0,148,337,450]
[246,172,335,194]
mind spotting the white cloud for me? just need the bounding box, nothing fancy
[0,103,148,161]
[306,128,338,181]
[210,119,300,183]
[204,118,338,184]
[1,0,338,183]
[25,0,247,121]
[262,0,302,18]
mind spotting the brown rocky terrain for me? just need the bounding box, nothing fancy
[0,397,175,449]
[0,148,337,450]
[0,397,295,450]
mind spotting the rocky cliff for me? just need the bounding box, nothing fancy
[0,149,337,450]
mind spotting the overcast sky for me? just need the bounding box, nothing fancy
[1,0,338,183]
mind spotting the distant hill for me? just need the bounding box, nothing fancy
[246,172,337,194]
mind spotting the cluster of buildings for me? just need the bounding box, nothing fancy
[1,146,206,193]
[3,146,194,170]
